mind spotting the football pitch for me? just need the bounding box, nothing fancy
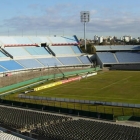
[25,70,140,104]
[3,70,140,117]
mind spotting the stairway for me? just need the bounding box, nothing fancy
[113,53,119,63]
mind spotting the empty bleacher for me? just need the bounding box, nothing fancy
[0,36,92,74]
[97,52,140,65]
[96,52,117,64]
[95,45,140,51]
[0,60,24,71]
[58,57,82,65]
[0,105,140,140]
[71,46,82,54]
[78,56,92,64]
[0,105,72,131]
[115,52,140,63]
[95,44,140,69]
[0,66,7,72]
[37,57,62,67]
[25,47,50,56]
[16,59,44,69]
[31,119,140,140]
[49,46,75,55]
[4,47,31,58]
[0,45,91,72]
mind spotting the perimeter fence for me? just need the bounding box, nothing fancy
[18,95,140,108]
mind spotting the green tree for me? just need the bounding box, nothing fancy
[87,44,96,54]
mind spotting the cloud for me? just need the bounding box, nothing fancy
[2,3,140,37]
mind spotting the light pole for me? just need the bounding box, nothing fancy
[80,11,90,51]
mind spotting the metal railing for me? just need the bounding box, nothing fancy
[18,95,140,108]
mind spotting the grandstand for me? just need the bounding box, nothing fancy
[94,45,140,70]
[32,119,140,140]
[0,131,25,140]
[0,105,140,140]
[0,36,92,75]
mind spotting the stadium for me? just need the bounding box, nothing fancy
[0,35,140,140]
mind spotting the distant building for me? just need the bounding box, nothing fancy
[98,36,103,43]
[123,35,132,42]
[94,35,98,41]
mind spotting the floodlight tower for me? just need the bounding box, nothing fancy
[80,11,90,51]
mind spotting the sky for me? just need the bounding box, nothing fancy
[0,0,140,39]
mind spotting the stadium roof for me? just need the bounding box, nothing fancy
[95,45,140,51]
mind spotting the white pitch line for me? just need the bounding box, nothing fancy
[99,76,132,90]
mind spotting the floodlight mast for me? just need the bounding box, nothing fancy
[80,11,90,51]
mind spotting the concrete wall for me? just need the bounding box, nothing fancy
[0,67,89,88]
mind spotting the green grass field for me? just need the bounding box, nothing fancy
[25,70,140,104]
[3,70,140,117]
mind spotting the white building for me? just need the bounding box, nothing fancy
[98,36,103,43]
[94,35,98,41]
[123,35,132,42]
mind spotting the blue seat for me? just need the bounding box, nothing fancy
[95,45,140,51]
[116,52,140,63]
[0,60,24,71]
[50,46,74,55]
[78,56,91,64]
[57,57,82,65]
[37,58,62,67]
[0,66,7,72]
[4,47,30,57]
[71,46,82,54]
[97,52,117,64]
[25,47,50,55]
[17,59,44,68]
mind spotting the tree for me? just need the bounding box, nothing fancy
[87,44,96,54]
